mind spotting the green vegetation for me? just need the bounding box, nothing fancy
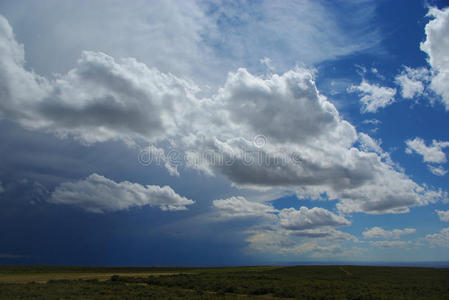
[0,265,448,299]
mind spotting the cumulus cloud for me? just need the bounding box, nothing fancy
[436,209,449,222]
[194,69,439,214]
[425,227,449,247]
[349,80,396,113]
[49,173,194,213]
[421,7,449,109]
[405,137,449,163]
[0,23,197,145]
[394,66,429,99]
[212,196,277,219]
[279,206,350,230]
[362,226,415,239]
[0,15,445,215]
[212,199,354,242]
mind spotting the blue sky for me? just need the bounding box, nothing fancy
[1,0,449,266]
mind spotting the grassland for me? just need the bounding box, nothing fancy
[0,265,448,299]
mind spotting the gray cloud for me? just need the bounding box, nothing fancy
[279,206,350,231]
[0,14,445,215]
[212,196,277,219]
[220,69,339,144]
[405,137,449,164]
[50,173,194,213]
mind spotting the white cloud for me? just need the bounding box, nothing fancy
[0,182,4,193]
[212,196,277,219]
[362,119,381,125]
[436,209,449,222]
[362,226,415,239]
[428,165,448,176]
[369,240,408,248]
[394,66,429,99]
[405,137,449,163]
[358,133,383,154]
[197,0,381,74]
[425,227,449,247]
[349,80,396,113]
[421,7,449,109]
[49,173,194,213]
[0,15,445,215]
[279,206,350,230]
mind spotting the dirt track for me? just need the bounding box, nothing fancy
[0,272,182,283]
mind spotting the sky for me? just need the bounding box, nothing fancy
[0,0,449,266]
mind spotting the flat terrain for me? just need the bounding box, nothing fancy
[0,265,448,299]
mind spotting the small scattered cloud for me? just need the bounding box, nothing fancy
[49,173,194,213]
[405,137,449,176]
[395,66,429,99]
[369,240,409,248]
[349,80,396,113]
[436,209,449,222]
[362,119,381,125]
[0,182,4,194]
[428,165,448,176]
[370,67,386,80]
[406,137,449,163]
[425,227,449,247]
[363,226,415,239]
